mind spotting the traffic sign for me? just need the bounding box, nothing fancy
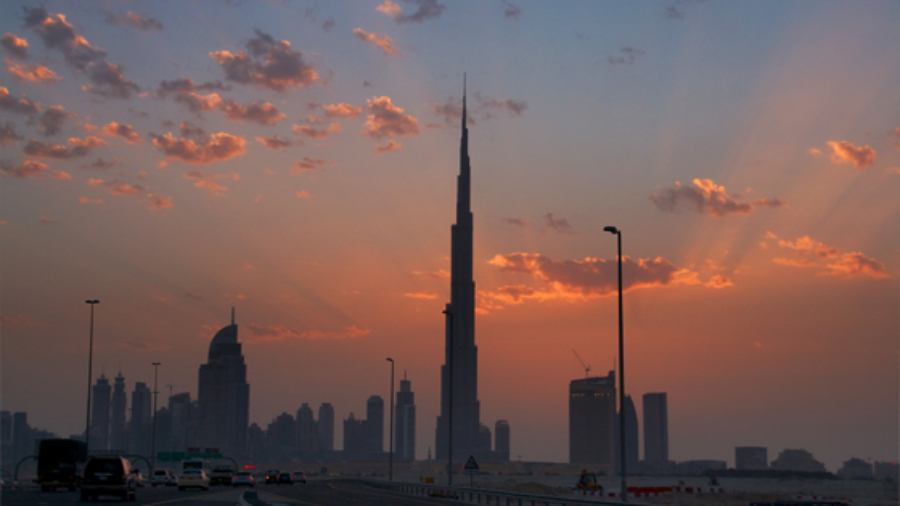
[464,455,479,476]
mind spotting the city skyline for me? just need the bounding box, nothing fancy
[1,1,898,471]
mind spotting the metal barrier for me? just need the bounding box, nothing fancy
[374,480,637,506]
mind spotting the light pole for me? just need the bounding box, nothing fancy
[386,358,395,483]
[151,362,160,474]
[603,226,626,501]
[84,300,99,455]
[442,307,454,486]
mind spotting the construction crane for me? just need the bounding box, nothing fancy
[572,349,591,378]
[165,384,182,403]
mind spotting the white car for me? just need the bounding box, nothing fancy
[177,469,210,491]
[151,469,177,487]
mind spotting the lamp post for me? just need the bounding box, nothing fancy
[386,358,395,483]
[442,307,454,486]
[84,300,99,455]
[603,226,627,502]
[151,362,160,474]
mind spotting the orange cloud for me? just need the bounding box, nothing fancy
[376,0,402,16]
[24,136,106,159]
[79,196,103,205]
[183,170,240,195]
[322,103,363,118]
[209,30,318,91]
[1,34,29,59]
[363,96,420,139]
[0,160,48,178]
[0,87,40,115]
[22,8,106,70]
[651,178,786,217]
[766,233,889,279]
[293,157,327,174]
[376,140,402,153]
[245,323,370,343]
[100,122,141,143]
[255,135,292,149]
[88,178,145,196]
[295,190,311,198]
[0,314,41,327]
[148,195,173,210]
[353,28,402,56]
[412,269,450,279]
[105,12,163,32]
[404,292,438,300]
[221,99,285,125]
[827,140,876,169]
[293,123,340,139]
[151,132,246,165]
[5,59,60,82]
[174,92,222,112]
[51,170,71,180]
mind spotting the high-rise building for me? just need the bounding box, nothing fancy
[365,395,384,458]
[643,392,668,463]
[197,309,250,458]
[616,394,639,474]
[90,374,112,452]
[318,403,334,455]
[494,420,510,462]
[735,446,768,470]
[296,403,317,460]
[436,81,490,463]
[395,374,416,461]
[129,382,151,455]
[110,373,127,452]
[342,413,365,461]
[569,371,616,474]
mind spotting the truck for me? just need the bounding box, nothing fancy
[37,438,87,492]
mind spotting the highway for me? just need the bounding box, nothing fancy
[0,480,450,506]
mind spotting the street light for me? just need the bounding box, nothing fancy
[603,226,627,502]
[84,300,99,455]
[442,307,454,486]
[151,362,161,474]
[386,358,395,483]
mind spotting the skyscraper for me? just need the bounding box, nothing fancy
[198,309,250,457]
[494,420,510,462]
[110,372,127,452]
[643,392,669,463]
[318,403,334,456]
[365,395,384,458]
[296,403,317,460]
[395,373,416,461]
[616,394,639,474]
[129,382,151,455]
[90,374,111,451]
[436,79,488,462]
[569,371,616,474]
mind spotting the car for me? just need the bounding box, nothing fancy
[264,470,279,484]
[134,470,146,487]
[80,456,138,502]
[276,472,293,485]
[177,469,210,491]
[291,471,306,484]
[151,469,177,487]
[209,467,234,486]
[231,471,256,487]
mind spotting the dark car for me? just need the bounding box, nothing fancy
[80,456,138,502]
[264,469,279,484]
[276,472,292,485]
[291,471,306,484]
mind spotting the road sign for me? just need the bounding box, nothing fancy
[464,455,479,476]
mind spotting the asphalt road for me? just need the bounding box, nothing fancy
[0,480,450,506]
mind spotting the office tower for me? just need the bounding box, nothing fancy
[90,374,112,451]
[296,403,317,460]
[643,392,668,463]
[395,374,416,461]
[342,413,365,461]
[168,393,192,451]
[616,394,639,474]
[318,403,335,455]
[110,373,127,451]
[494,420,510,462]
[569,371,616,474]
[735,446,768,470]
[365,395,384,457]
[197,308,250,457]
[266,412,295,462]
[1,411,11,446]
[130,382,151,455]
[437,80,489,462]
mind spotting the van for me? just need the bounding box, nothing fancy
[80,456,138,501]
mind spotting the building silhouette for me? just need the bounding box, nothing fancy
[437,80,490,463]
[90,374,111,452]
[735,446,768,470]
[318,403,335,456]
[643,392,668,463]
[197,308,250,458]
[569,371,616,474]
[494,420,510,462]
[129,382,151,455]
[365,395,384,458]
[110,372,127,452]
[342,412,365,461]
[616,394,639,474]
[296,403,317,460]
[395,374,416,461]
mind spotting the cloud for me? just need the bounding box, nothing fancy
[24,136,106,159]
[293,122,340,139]
[148,195,173,209]
[99,122,141,143]
[1,33,29,59]
[475,92,527,118]
[353,28,402,56]
[105,12,163,32]
[543,213,572,234]
[651,178,786,217]
[178,122,207,140]
[51,170,71,180]
[156,78,230,98]
[0,314,41,327]
[79,196,102,204]
[322,103,363,118]
[433,94,527,126]
[827,140,876,169]
[412,269,450,279]
[705,274,734,288]
[293,157,327,174]
[295,190,310,198]
[765,232,889,279]
[221,99,286,125]
[151,131,246,165]
[255,135,292,149]
[245,323,370,343]
[5,59,60,82]
[174,92,223,112]
[40,216,58,225]
[502,218,531,228]
[386,0,447,24]
[501,0,522,19]
[0,160,48,178]
[88,178,145,196]
[183,170,240,195]
[22,7,106,70]
[0,123,23,145]
[209,29,318,91]
[82,61,140,99]
[0,87,39,115]
[808,147,822,156]
[377,0,402,16]
[363,96,420,139]
[608,46,645,65]
[376,140,402,153]
[892,127,900,149]
[404,292,438,300]
[82,157,119,170]
[37,106,71,136]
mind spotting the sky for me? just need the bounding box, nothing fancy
[1,0,898,471]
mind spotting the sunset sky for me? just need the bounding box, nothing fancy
[1,1,898,471]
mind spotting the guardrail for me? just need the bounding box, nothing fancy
[372,480,637,506]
